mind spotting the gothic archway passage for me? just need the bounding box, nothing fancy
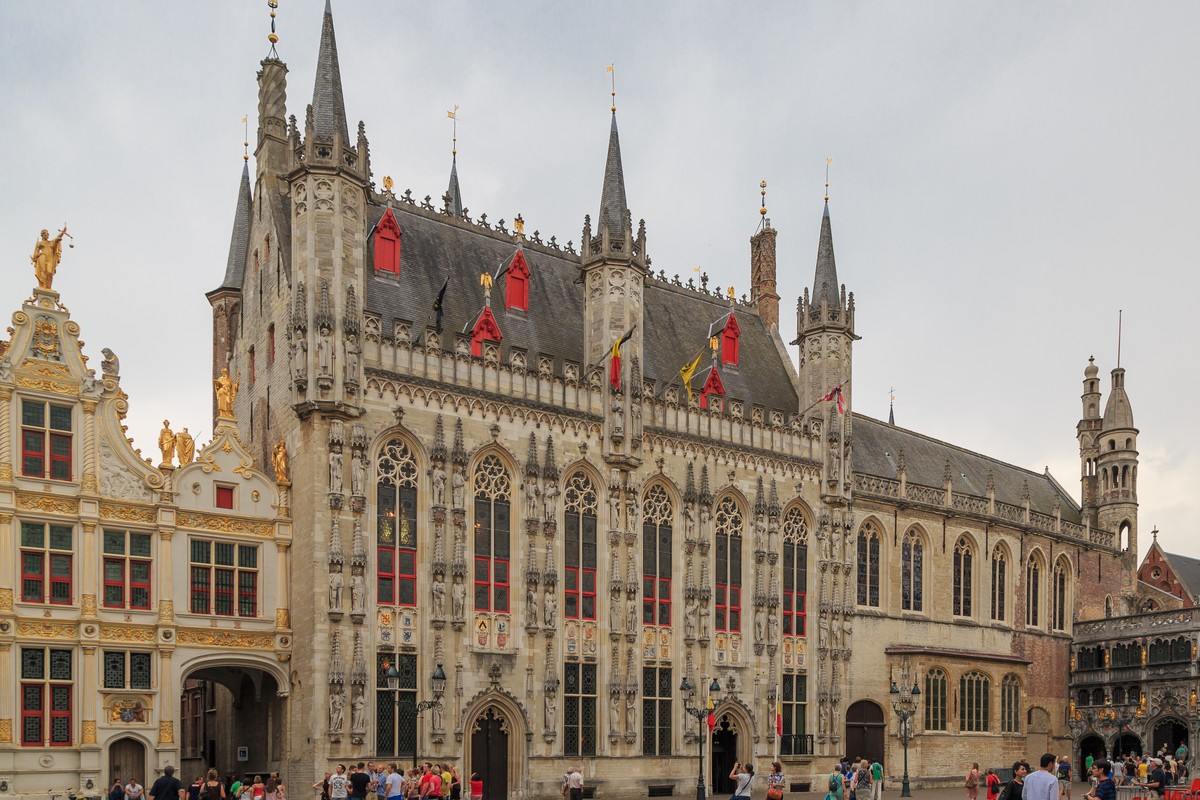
[470,708,509,800]
[1114,732,1143,758]
[845,700,885,765]
[1152,718,1188,756]
[178,662,285,780]
[711,714,739,795]
[1078,734,1107,775]
[108,736,146,788]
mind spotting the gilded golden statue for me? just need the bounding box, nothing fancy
[158,420,176,465]
[175,428,195,465]
[214,367,240,418]
[272,440,288,483]
[32,226,68,290]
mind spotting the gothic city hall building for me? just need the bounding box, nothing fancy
[0,4,1142,800]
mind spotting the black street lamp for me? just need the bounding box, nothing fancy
[681,676,723,800]
[385,662,448,769]
[889,660,921,798]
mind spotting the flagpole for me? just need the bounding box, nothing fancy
[799,377,853,419]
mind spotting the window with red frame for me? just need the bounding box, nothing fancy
[504,249,530,311]
[20,647,72,746]
[102,529,152,610]
[720,313,740,366]
[563,472,598,620]
[641,485,673,626]
[21,400,72,481]
[713,496,743,632]
[376,438,419,606]
[781,507,808,637]
[189,539,258,617]
[472,455,511,613]
[20,522,72,605]
[373,207,402,275]
[699,368,725,410]
[215,484,235,510]
[470,307,503,359]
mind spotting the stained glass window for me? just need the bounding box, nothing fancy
[990,546,1007,622]
[1001,674,1021,733]
[565,472,599,621]
[959,671,990,732]
[473,455,512,613]
[924,668,947,732]
[780,673,808,755]
[642,485,673,626]
[714,496,743,632]
[782,508,808,636]
[564,663,597,757]
[953,536,973,617]
[21,647,71,746]
[377,438,419,606]
[856,522,881,608]
[1026,555,1042,628]
[901,529,923,612]
[1051,559,1068,631]
[641,667,672,756]
[375,653,416,758]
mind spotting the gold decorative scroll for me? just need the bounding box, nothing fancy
[275,608,290,629]
[0,588,13,612]
[177,511,273,538]
[158,600,175,622]
[158,721,174,744]
[101,503,156,523]
[16,493,79,515]
[99,624,156,643]
[177,628,275,649]
[16,620,77,639]
[81,594,98,617]
[15,375,75,395]
[0,718,12,743]
[81,720,97,744]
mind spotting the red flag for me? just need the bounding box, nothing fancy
[820,384,845,415]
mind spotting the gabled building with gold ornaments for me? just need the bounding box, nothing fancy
[0,272,293,798]
[196,3,1143,798]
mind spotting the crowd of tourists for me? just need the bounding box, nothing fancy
[311,762,472,800]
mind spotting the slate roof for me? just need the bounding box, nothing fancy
[598,113,629,240]
[217,162,252,291]
[852,414,1083,522]
[811,200,840,308]
[311,0,348,143]
[1161,550,1200,599]
[360,203,801,417]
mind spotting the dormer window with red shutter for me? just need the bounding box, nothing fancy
[373,208,402,275]
[470,307,503,358]
[699,366,726,410]
[720,313,740,367]
[505,249,530,311]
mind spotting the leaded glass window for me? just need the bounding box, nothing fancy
[714,496,743,632]
[856,522,881,608]
[377,438,419,606]
[473,455,512,613]
[1001,674,1021,733]
[376,653,416,759]
[782,508,808,636]
[780,673,808,755]
[564,663,597,757]
[1051,559,1068,631]
[924,668,947,731]
[953,536,973,617]
[959,671,990,732]
[901,529,923,612]
[565,473,599,621]
[20,647,71,747]
[642,485,673,626]
[642,667,672,756]
[990,546,1007,622]
[102,652,152,690]
[1026,555,1042,628]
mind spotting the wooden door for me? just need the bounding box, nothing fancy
[109,737,146,788]
[470,709,508,800]
[711,715,739,795]
[845,701,885,764]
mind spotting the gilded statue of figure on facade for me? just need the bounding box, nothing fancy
[214,367,240,418]
[31,226,68,290]
[158,420,176,465]
[175,428,195,465]
[273,440,289,482]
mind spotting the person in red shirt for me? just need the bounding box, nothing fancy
[418,764,442,800]
[468,775,482,800]
[986,769,1001,800]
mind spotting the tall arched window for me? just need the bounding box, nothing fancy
[990,545,1007,622]
[1025,554,1042,628]
[563,472,598,621]
[960,671,991,732]
[376,439,418,606]
[857,522,881,608]
[901,529,924,612]
[782,507,809,637]
[1051,559,1069,631]
[1001,674,1021,733]
[714,496,743,633]
[473,455,512,613]
[642,485,673,626]
[953,536,973,617]
[924,668,948,732]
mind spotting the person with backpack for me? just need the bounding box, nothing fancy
[870,761,884,800]
[825,762,845,800]
[1058,755,1073,800]
[852,760,874,800]
[201,771,227,800]
[985,769,1000,800]
[965,762,980,800]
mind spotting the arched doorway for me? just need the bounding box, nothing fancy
[1079,734,1107,775]
[108,736,146,787]
[178,658,288,780]
[846,701,885,764]
[1153,718,1188,756]
[470,708,509,800]
[1114,733,1142,759]
[711,714,741,795]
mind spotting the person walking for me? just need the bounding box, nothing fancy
[1141,758,1167,798]
[965,762,980,800]
[728,762,754,800]
[853,760,874,800]
[149,765,186,800]
[985,769,1000,800]
[200,771,226,800]
[870,760,884,800]
[826,762,846,800]
[1026,754,1063,800]
[767,762,786,800]
[1059,755,1073,800]
[1085,761,1116,800]
[564,768,584,800]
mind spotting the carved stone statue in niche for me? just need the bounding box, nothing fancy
[318,325,333,375]
[329,687,345,731]
[293,338,307,379]
[755,605,767,642]
[351,456,366,497]
[609,691,620,734]
[432,465,447,506]
[768,525,779,555]
[626,595,637,634]
[432,575,447,618]
[611,397,624,436]
[545,692,557,730]
[350,573,365,614]
[351,687,366,731]
[525,475,540,519]
[608,493,621,529]
[452,574,466,620]
[698,600,710,638]
[452,467,466,509]
[543,481,560,522]
[684,506,696,542]
[625,691,637,732]
[755,517,767,552]
[630,397,642,433]
[329,451,344,493]
[610,593,622,631]
[432,700,445,731]
[543,588,557,627]
[329,570,344,611]
[767,612,778,644]
[525,586,538,627]
[684,597,698,637]
[344,339,360,380]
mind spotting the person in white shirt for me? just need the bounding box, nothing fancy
[1024,754,1061,800]
[126,780,145,800]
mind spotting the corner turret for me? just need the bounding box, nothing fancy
[1095,365,1138,553]
[205,162,253,423]
[1077,356,1102,517]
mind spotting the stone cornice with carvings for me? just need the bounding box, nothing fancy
[176,511,275,538]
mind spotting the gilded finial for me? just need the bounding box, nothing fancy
[824,157,832,202]
[606,64,616,112]
[514,214,525,238]
[447,105,459,157]
[759,180,768,217]
[242,115,250,162]
[382,175,394,192]
[727,286,736,302]
[266,0,280,57]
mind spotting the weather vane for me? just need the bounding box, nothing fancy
[825,157,832,202]
[266,0,280,58]
[447,105,459,157]
[606,64,616,112]
[242,114,250,162]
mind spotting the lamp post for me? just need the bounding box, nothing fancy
[385,662,447,770]
[889,661,921,798]
[681,676,723,800]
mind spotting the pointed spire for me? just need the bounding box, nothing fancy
[446,154,464,218]
[311,0,349,143]
[451,419,467,466]
[525,433,540,478]
[542,435,559,481]
[431,416,447,463]
[812,197,839,309]
[218,162,253,290]
[684,462,697,505]
[598,112,629,241]
[768,480,781,517]
[755,477,766,516]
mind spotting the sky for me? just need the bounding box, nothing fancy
[1,1,1196,563]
